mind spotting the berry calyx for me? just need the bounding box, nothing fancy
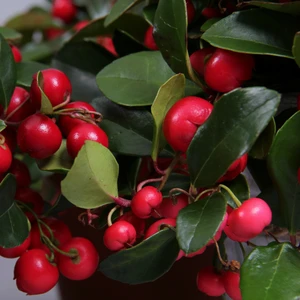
[58,237,99,280]
[66,123,109,158]
[163,96,213,152]
[9,158,31,187]
[10,45,22,63]
[0,136,12,173]
[190,47,215,76]
[118,211,146,238]
[144,218,176,239]
[14,249,59,295]
[0,234,31,258]
[17,113,62,159]
[144,26,158,51]
[223,271,242,300]
[131,186,163,219]
[52,0,77,23]
[103,220,137,251]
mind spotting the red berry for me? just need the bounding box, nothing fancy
[17,113,62,159]
[14,249,59,295]
[52,0,77,23]
[9,159,31,187]
[196,266,225,297]
[30,68,72,110]
[190,47,215,76]
[131,186,163,219]
[73,20,89,32]
[144,218,176,239]
[0,139,12,173]
[223,271,242,300]
[0,126,17,152]
[45,28,65,40]
[0,234,31,258]
[163,96,213,153]
[10,45,22,63]
[58,101,96,136]
[144,26,158,51]
[201,7,222,19]
[118,211,146,238]
[66,123,109,158]
[224,198,272,242]
[103,220,137,251]
[97,36,118,56]
[204,49,255,93]
[186,0,195,24]
[58,237,99,280]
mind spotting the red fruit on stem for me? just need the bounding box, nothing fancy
[190,47,215,76]
[14,249,59,295]
[118,211,146,238]
[144,218,176,239]
[224,198,272,242]
[66,123,109,158]
[58,101,96,136]
[97,36,118,56]
[30,68,72,110]
[52,0,77,23]
[223,271,242,300]
[0,138,12,173]
[9,159,31,187]
[144,26,158,50]
[204,49,255,93]
[0,234,31,258]
[163,96,213,152]
[201,7,222,19]
[186,0,195,23]
[103,220,137,251]
[73,20,89,32]
[58,237,99,280]
[45,28,65,40]
[17,113,62,159]
[196,266,225,297]
[10,45,22,63]
[131,186,163,219]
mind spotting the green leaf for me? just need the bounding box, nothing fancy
[0,34,16,110]
[202,9,300,58]
[200,18,222,32]
[16,61,49,88]
[176,193,227,254]
[36,71,53,114]
[0,27,22,42]
[96,51,202,106]
[151,74,185,161]
[241,243,300,300]
[99,229,179,284]
[61,141,117,209]
[143,4,157,25]
[188,87,280,188]
[104,0,142,27]
[85,0,113,19]
[0,120,6,132]
[249,118,276,159]
[267,111,300,234]
[0,175,29,248]
[292,32,300,68]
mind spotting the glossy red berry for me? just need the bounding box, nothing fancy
[196,266,225,297]
[10,45,22,63]
[17,113,62,159]
[0,234,31,258]
[144,218,176,239]
[186,0,195,23]
[103,220,137,251]
[58,101,96,136]
[144,26,158,50]
[131,186,163,219]
[223,271,242,300]
[14,249,59,295]
[201,7,222,19]
[204,48,255,93]
[163,96,213,153]
[52,0,77,23]
[58,237,99,280]
[73,20,89,32]
[45,28,65,40]
[118,211,146,239]
[190,47,215,76]
[66,123,109,158]
[0,126,17,152]
[0,137,12,174]
[30,68,72,110]
[224,198,272,242]
[9,159,31,187]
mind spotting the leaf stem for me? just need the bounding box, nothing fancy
[213,238,228,267]
[238,242,246,258]
[168,188,194,202]
[111,196,131,207]
[290,235,297,247]
[194,188,216,202]
[218,184,242,207]
[136,176,164,192]
[107,205,120,227]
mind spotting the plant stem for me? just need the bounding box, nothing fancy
[168,188,194,202]
[107,205,119,227]
[213,238,228,267]
[42,235,78,258]
[194,188,216,202]
[218,184,242,207]
[238,242,246,258]
[290,235,297,247]
[136,176,164,192]
[264,230,280,244]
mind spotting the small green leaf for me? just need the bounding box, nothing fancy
[61,141,117,209]
[187,87,280,188]
[0,120,6,132]
[292,32,300,68]
[200,18,221,32]
[241,243,300,300]
[143,4,157,25]
[99,229,179,284]
[0,27,22,42]
[36,71,53,114]
[0,175,29,248]
[177,193,227,254]
[151,74,185,161]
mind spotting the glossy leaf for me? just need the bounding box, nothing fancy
[0,27,22,42]
[177,193,227,254]
[151,74,185,161]
[201,18,221,32]
[202,9,300,58]
[188,87,280,188]
[99,229,179,284]
[61,141,117,209]
[0,175,29,248]
[96,51,202,106]
[85,0,113,19]
[45,194,74,217]
[0,120,6,132]
[267,111,300,234]
[37,71,53,114]
[241,243,300,300]
[143,4,157,25]
[293,32,300,68]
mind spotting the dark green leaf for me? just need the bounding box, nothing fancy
[200,18,221,32]
[37,71,53,114]
[267,111,300,234]
[99,229,179,284]
[0,120,6,132]
[177,193,227,254]
[293,32,300,67]
[143,4,157,25]
[96,51,202,106]
[188,87,280,188]
[44,194,74,217]
[0,27,22,42]
[241,243,300,300]
[202,9,300,58]
[85,0,113,19]
[0,175,29,248]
